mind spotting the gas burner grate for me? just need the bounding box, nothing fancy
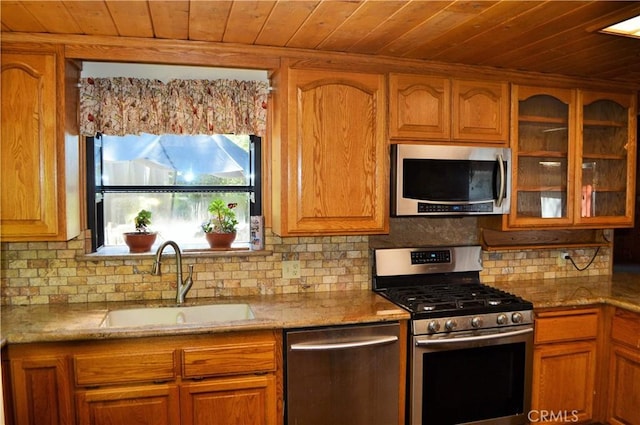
[381,283,531,317]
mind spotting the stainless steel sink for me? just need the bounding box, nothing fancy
[100,304,255,328]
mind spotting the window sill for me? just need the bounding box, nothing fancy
[77,244,273,261]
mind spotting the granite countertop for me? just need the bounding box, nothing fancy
[1,290,409,344]
[491,272,640,313]
[2,274,638,345]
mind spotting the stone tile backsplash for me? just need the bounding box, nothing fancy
[1,229,611,306]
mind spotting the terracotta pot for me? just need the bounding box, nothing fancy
[205,232,236,249]
[123,232,157,253]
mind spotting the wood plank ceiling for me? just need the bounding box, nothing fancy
[2,0,640,83]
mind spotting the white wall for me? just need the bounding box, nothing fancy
[81,62,269,83]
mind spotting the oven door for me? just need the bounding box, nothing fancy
[411,325,533,425]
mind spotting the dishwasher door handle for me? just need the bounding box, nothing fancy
[290,335,399,351]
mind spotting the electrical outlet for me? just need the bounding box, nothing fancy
[557,252,570,266]
[282,260,301,279]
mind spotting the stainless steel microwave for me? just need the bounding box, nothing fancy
[391,144,511,216]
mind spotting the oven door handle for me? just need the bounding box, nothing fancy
[290,335,398,351]
[415,327,533,346]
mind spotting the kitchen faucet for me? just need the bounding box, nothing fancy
[151,240,193,304]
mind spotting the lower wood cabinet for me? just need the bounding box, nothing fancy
[606,308,640,425]
[76,385,180,425]
[532,308,600,424]
[5,331,282,425]
[7,350,74,425]
[181,375,276,425]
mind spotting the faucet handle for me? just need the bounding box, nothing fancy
[186,264,194,279]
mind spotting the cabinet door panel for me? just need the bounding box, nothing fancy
[509,86,576,228]
[607,344,640,425]
[576,90,636,227]
[389,74,450,139]
[181,375,276,425]
[1,45,80,241]
[452,80,509,143]
[281,68,388,235]
[76,385,180,425]
[10,356,73,425]
[532,341,596,423]
[1,52,59,238]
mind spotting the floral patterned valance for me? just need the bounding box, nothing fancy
[80,77,269,137]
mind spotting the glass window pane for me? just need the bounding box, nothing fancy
[104,192,250,247]
[102,133,250,186]
[96,133,256,250]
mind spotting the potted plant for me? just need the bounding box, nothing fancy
[123,209,157,253]
[201,199,238,249]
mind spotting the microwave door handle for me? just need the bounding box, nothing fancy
[496,153,506,208]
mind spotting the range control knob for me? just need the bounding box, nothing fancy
[427,321,440,333]
[496,314,508,325]
[444,320,457,332]
[511,312,524,324]
[471,317,483,328]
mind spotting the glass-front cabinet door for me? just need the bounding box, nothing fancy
[577,91,636,227]
[509,86,576,227]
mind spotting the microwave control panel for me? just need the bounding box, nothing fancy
[417,202,494,214]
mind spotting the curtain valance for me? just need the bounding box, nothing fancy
[80,77,269,137]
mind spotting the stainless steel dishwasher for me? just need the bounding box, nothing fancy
[285,322,400,425]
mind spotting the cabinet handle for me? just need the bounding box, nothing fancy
[290,335,398,351]
[496,153,506,208]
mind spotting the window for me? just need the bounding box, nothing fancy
[87,133,261,252]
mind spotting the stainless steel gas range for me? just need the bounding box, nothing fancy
[373,245,534,425]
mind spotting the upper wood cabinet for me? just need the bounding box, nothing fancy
[271,67,388,236]
[503,85,637,230]
[576,90,637,228]
[389,73,509,144]
[452,79,509,143]
[389,74,450,140]
[507,86,576,229]
[0,43,81,242]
